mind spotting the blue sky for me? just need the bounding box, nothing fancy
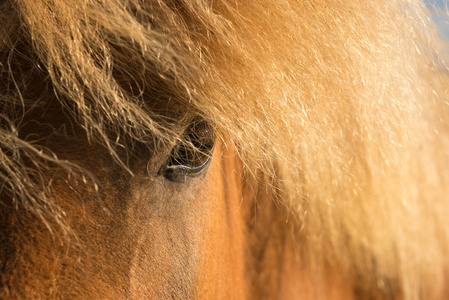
[425,0,449,39]
[425,0,446,7]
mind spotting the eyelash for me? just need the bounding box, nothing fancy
[160,117,215,183]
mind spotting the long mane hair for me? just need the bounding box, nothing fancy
[1,0,449,298]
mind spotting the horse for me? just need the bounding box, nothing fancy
[1,0,449,298]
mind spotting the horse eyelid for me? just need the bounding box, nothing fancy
[160,118,215,182]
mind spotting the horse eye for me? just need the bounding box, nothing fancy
[161,117,215,182]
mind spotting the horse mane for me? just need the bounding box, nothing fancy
[1,0,449,298]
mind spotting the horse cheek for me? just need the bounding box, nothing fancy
[194,143,247,299]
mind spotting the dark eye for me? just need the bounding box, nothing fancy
[161,117,215,182]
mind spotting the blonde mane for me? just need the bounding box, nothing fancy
[1,0,449,298]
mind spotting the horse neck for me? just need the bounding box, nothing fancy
[240,172,379,299]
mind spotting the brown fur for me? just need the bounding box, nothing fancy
[1,0,449,298]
